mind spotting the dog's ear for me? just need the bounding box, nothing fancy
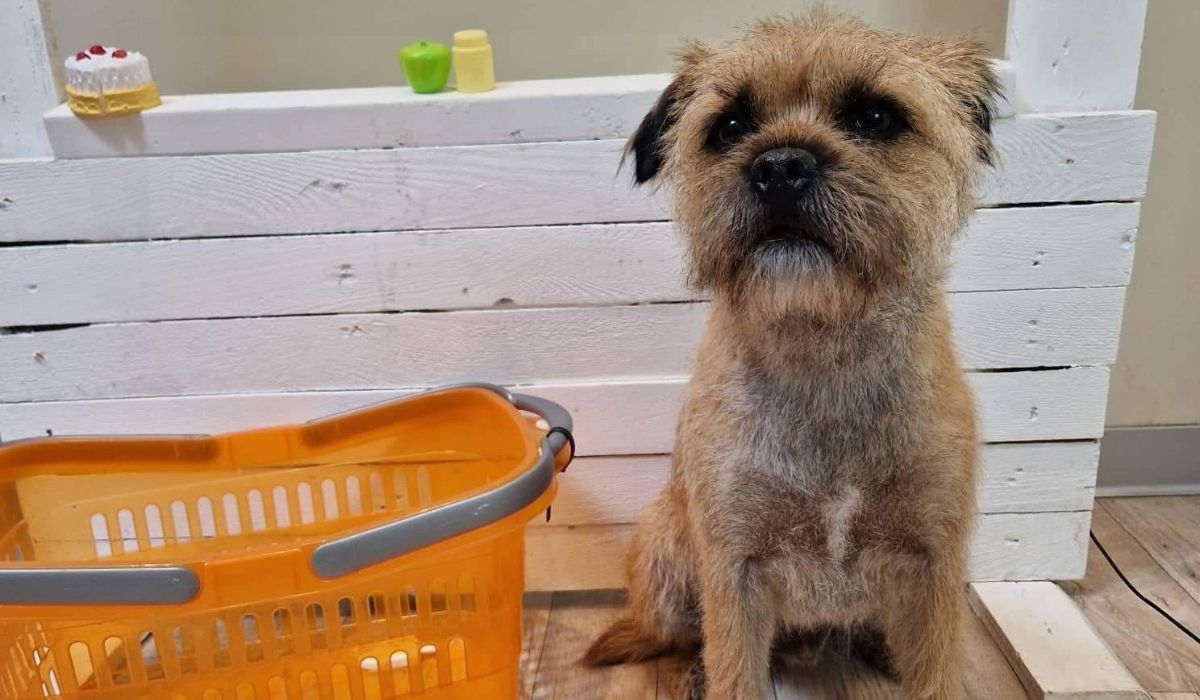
[628,41,712,184]
[924,40,1002,165]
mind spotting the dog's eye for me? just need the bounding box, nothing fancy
[841,98,906,140]
[707,112,754,150]
[717,115,750,143]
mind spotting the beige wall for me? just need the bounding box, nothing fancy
[1105,0,1200,427]
[40,0,1005,93]
[41,1,1195,427]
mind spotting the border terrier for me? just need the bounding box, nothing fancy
[585,10,999,699]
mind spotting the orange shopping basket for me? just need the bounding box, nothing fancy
[0,384,574,699]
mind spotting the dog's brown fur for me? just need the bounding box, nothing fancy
[585,11,998,700]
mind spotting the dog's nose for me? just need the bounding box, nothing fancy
[749,148,819,208]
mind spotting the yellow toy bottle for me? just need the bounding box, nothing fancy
[453,29,495,93]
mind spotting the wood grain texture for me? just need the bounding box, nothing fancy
[1059,503,1200,692]
[0,113,1154,243]
[526,511,1091,590]
[0,368,1109,448]
[43,74,669,159]
[0,0,56,158]
[0,203,1139,326]
[1100,498,1200,606]
[40,64,1015,159]
[0,289,1123,403]
[970,581,1147,699]
[521,592,554,700]
[1005,0,1148,111]
[526,591,658,699]
[539,443,1098,528]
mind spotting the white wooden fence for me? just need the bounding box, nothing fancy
[0,0,1152,589]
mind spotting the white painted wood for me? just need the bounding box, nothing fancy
[0,289,1123,403]
[0,203,1139,326]
[978,442,1099,514]
[1005,0,1149,112]
[540,443,1099,525]
[38,64,1016,159]
[0,113,1154,243]
[0,367,1110,449]
[0,0,58,158]
[525,511,1092,590]
[969,581,1147,698]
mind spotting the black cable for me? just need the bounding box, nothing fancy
[1089,530,1200,646]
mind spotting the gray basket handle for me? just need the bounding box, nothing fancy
[0,566,201,606]
[309,390,573,579]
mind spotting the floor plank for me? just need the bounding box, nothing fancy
[526,590,658,700]
[1093,504,1200,642]
[961,598,1031,700]
[1102,497,1200,606]
[521,592,554,699]
[1061,522,1200,691]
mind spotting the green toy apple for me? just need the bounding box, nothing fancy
[399,41,451,94]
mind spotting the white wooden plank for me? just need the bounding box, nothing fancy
[969,581,1146,698]
[0,203,1139,326]
[42,75,669,159]
[0,289,1122,403]
[0,0,57,158]
[979,111,1153,205]
[540,443,1099,525]
[0,113,1154,243]
[1005,0,1149,112]
[525,511,1092,590]
[0,368,1109,448]
[40,64,1015,159]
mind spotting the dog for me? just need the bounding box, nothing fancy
[584,10,998,700]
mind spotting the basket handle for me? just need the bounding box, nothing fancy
[0,566,201,606]
[308,387,574,579]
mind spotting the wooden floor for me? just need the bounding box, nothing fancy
[1063,496,1200,699]
[519,496,1200,699]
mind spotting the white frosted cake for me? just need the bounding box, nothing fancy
[64,45,161,117]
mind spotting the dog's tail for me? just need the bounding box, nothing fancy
[583,617,673,667]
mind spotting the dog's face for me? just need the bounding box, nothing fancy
[632,13,999,319]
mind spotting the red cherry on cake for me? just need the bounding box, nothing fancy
[88,45,106,55]
[75,51,90,61]
[112,49,128,58]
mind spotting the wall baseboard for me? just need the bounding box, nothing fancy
[1097,424,1200,496]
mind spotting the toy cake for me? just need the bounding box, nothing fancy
[64,45,161,117]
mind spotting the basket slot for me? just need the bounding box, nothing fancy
[298,668,320,699]
[246,490,268,533]
[273,609,295,657]
[330,663,353,700]
[419,644,439,689]
[144,504,167,549]
[67,641,93,692]
[197,497,218,539]
[270,486,292,528]
[390,649,412,695]
[360,656,383,699]
[304,602,328,652]
[220,493,243,537]
[169,501,193,544]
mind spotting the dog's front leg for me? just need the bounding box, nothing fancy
[698,548,776,700]
[880,557,964,700]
